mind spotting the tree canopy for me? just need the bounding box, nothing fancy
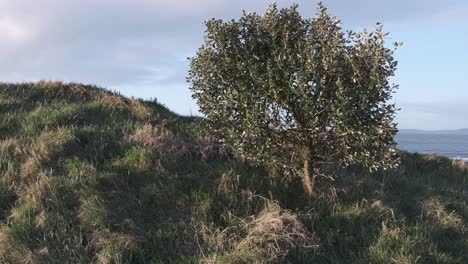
[188,3,400,197]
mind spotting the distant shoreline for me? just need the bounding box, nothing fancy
[401,151,468,162]
[396,131,468,161]
[399,128,468,135]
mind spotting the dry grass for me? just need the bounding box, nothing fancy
[34,129,75,161]
[127,123,176,155]
[421,197,464,229]
[20,129,75,184]
[0,139,24,158]
[452,159,467,172]
[126,122,227,162]
[93,92,153,120]
[195,136,229,161]
[234,203,318,261]
[91,230,142,264]
[94,92,128,111]
[199,201,318,263]
[41,81,88,97]
[128,98,153,121]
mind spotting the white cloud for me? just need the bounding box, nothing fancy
[0,0,466,121]
[397,101,468,130]
[140,0,227,16]
[0,16,35,44]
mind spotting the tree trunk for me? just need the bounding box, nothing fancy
[303,148,316,198]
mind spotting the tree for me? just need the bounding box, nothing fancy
[188,3,400,198]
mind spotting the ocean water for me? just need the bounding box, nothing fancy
[395,132,468,161]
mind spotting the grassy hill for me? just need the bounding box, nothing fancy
[0,82,467,263]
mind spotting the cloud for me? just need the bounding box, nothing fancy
[0,17,33,41]
[0,0,466,118]
[317,0,461,25]
[0,0,210,84]
[397,101,468,130]
[431,6,468,25]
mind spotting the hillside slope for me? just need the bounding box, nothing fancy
[0,82,467,263]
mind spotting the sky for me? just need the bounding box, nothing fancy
[1,0,467,130]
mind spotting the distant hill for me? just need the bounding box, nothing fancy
[0,82,467,263]
[399,128,468,134]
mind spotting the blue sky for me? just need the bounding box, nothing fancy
[1,0,467,130]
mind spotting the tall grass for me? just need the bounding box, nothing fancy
[0,82,466,263]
